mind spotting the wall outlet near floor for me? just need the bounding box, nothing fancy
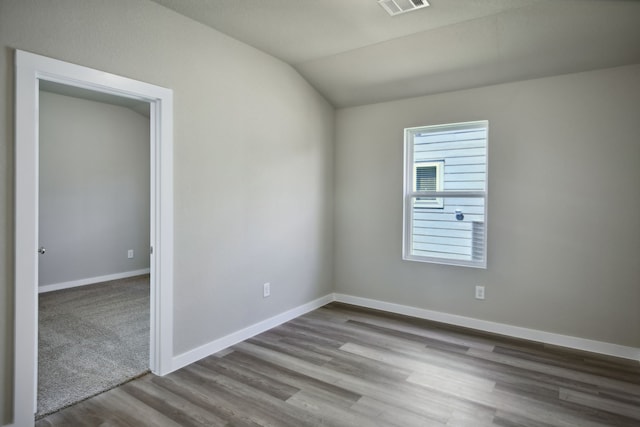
[475,285,485,300]
[263,282,271,298]
[127,249,134,259]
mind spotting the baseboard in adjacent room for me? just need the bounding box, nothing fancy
[171,294,334,372]
[333,293,640,362]
[38,268,151,294]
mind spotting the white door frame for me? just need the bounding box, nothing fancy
[14,50,174,426]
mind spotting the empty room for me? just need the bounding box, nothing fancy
[1,0,639,426]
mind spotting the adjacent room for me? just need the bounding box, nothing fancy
[1,0,639,426]
[37,84,152,417]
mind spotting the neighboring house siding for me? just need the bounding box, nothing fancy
[412,128,486,261]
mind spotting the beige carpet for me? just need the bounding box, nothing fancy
[37,275,150,418]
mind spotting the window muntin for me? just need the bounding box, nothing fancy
[403,121,488,268]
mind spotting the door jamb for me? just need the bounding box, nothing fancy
[13,50,174,425]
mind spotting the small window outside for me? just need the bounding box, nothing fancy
[414,160,444,208]
[403,121,488,268]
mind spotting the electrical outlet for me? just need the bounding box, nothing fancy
[263,282,271,298]
[475,285,485,300]
[127,249,134,259]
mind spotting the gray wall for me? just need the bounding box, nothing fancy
[335,64,640,349]
[0,0,334,423]
[39,91,151,287]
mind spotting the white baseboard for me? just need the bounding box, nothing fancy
[171,294,334,372]
[170,292,639,372]
[334,293,640,362]
[38,269,151,294]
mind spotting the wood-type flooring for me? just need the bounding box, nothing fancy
[36,302,640,426]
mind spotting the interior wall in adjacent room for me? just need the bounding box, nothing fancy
[39,91,150,288]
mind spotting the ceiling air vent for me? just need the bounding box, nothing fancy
[378,0,430,16]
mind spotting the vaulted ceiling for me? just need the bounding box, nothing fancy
[150,0,640,107]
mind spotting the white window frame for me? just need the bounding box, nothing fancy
[413,160,444,208]
[403,121,488,268]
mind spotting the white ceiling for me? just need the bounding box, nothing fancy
[150,0,640,107]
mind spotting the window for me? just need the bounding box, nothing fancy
[414,160,444,208]
[403,121,488,268]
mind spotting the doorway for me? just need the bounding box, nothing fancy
[14,50,174,426]
[36,85,151,416]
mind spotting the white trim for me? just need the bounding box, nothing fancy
[333,294,640,362]
[14,50,174,426]
[38,269,151,294]
[171,294,334,371]
[173,291,639,375]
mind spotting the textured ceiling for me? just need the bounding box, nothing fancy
[150,0,540,64]
[150,0,640,107]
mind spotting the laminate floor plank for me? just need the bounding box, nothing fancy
[195,355,301,401]
[286,389,396,427]
[292,315,432,354]
[321,348,413,383]
[38,302,640,426]
[342,342,497,391]
[119,376,229,426]
[466,347,640,395]
[221,351,363,406]
[488,387,637,427]
[407,343,603,399]
[558,388,640,421]
[147,373,264,427]
[492,410,559,427]
[91,387,185,427]
[236,341,489,423]
[167,368,296,427]
[263,323,345,350]
[180,363,321,427]
[259,327,414,383]
[246,335,334,366]
[350,396,449,427]
[493,345,640,383]
[346,319,473,354]
[320,303,505,350]
[447,407,498,427]
[334,311,498,353]
[35,401,106,427]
